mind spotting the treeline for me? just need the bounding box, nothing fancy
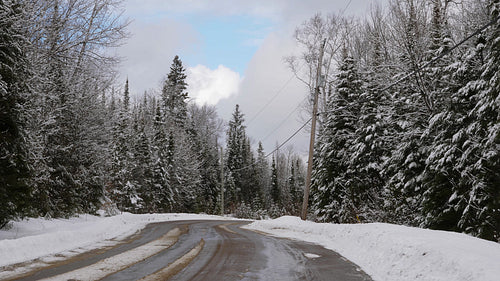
[224,104,306,218]
[1,0,129,226]
[292,0,499,241]
[105,58,306,218]
[0,0,305,228]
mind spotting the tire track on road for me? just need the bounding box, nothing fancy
[139,239,205,281]
[39,227,186,281]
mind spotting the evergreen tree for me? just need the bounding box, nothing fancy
[110,80,134,211]
[255,142,270,208]
[0,0,31,227]
[131,105,153,213]
[225,104,246,206]
[288,159,304,216]
[418,30,477,233]
[39,6,84,216]
[162,55,188,127]
[187,104,222,213]
[382,0,434,226]
[270,155,280,206]
[151,104,173,211]
[456,0,500,240]
[168,132,202,212]
[240,137,259,204]
[311,52,363,223]
[123,78,130,111]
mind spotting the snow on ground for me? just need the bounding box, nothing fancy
[2,214,499,281]
[0,213,233,268]
[244,216,500,281]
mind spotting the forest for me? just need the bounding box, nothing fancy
[293,0,500,241]
[1,0,499,242]
[0,0,305,228]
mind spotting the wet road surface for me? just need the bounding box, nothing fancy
[6,220,372,281]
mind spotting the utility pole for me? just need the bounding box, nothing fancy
[220,146,224,216]
[301,39,326,220]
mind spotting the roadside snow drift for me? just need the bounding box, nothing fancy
[244,216,500,281]
[2,214,499,281]
[0,213,231,268]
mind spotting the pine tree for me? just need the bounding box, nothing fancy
[39,6,84,216]
[382,0,434,226]
[456,0,500,240]
[225,104,246,206]
[240,137,259,204]
[0,0,31,227]
[187,104,222,214]
[288,160,303,216]
[168,132,202,212]
[255,142,270,208]
[110,80,134,211]
[123,78,130,112]
[418,8,474,233]
[270,156,280,206]
[311,51,363,223]
[162,55,188,127]
[152,104,173,211]
[131,104,153,213]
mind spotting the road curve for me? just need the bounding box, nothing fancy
[9,220,372,281]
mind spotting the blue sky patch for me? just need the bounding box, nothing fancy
[176,13,273,74]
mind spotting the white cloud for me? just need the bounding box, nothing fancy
[117,17,199,95]
[220,31,310,155]
[119,0,387,153]
[187,65,242,106]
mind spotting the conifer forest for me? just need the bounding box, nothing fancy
[1,0,499,242]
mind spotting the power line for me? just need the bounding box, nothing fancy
[232,1,499,174]
[341,0,354,15]
[265,117,312,159]
[380,13,500,93]
[314,11,500,117]
[247,62,305,126]
[246,0,353,142]
[261,96,308,142]
[230,117,312,173]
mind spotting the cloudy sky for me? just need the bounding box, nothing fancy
[118,0,384,155]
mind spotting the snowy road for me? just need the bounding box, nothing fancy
[11,220,372,281]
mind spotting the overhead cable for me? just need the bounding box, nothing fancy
[380,13,500,93]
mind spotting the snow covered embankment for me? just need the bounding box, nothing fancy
[244,216,500,281]
[0,213,231,268]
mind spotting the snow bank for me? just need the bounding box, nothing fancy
[0,213,232,267]
[244,216,500,281]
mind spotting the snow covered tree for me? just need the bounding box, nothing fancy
[255,142,270,208]
[0,0,31,227]
[418,3,475,234]
[186,104,223,213]
[452,0,500,240]
[225,104,246,206]
[123,78,130,111]
[162,55,188,127]
[311,51,364,223]
[381,0,434,226]
[131,105,153,213]
[240,137,259,204]
[270,155,280,207]
[288,158,305,216]
[110,80,134,211]
[151,104,174,211]
[18,0,128,217]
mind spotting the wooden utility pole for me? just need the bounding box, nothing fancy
[301,39,326,220]
[220,146,224,216]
